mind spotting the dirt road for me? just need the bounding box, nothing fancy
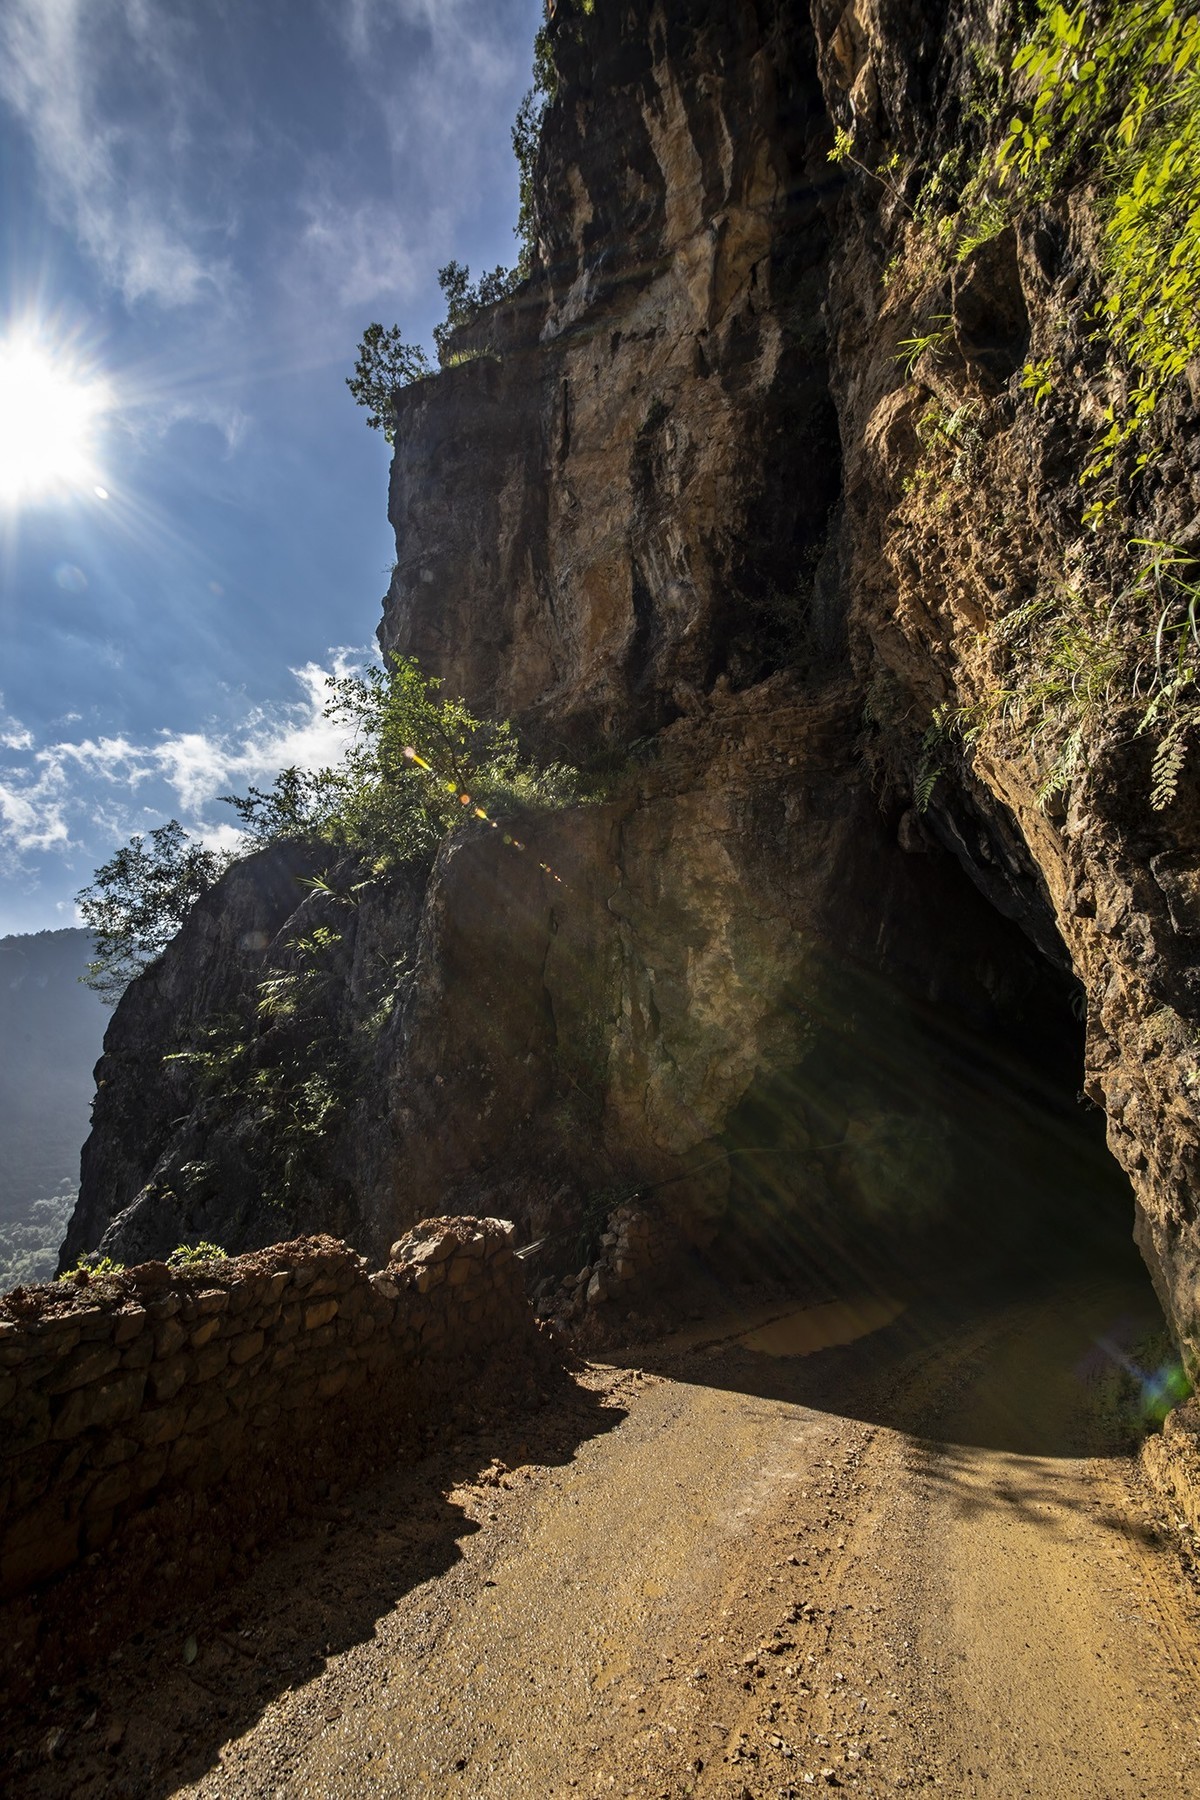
[6,1265,1200,1798]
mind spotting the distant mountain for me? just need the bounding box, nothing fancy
[0,928,107,1287]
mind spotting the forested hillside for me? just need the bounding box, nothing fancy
[0,928,104,1287]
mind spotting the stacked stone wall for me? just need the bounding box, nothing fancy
[0,1216,538,1622]
[534,1203,681,1329]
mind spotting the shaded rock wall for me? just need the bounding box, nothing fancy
[64,846,323,1269]
[66,846,429,1271]
[806,0,1200,1364]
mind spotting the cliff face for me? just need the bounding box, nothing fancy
[806,0,1200,1363]
[70,1,1200,1374]
[381,0,841,746]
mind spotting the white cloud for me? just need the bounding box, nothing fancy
[193,820,250,859]
[0,0,233,308]
[296,0,529,310]
[0,774,69,855]
[0,702,33,751]
[0,648,372,873]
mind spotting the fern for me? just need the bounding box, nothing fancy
[914,765,941,811]
[1149,723,1190,810]
[1037,722,1087,805]
[913,703,963,811]
[978,539,1200,810]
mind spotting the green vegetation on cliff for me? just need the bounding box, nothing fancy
[347,3,601,400]
[982,542,1200,809]
[937,0,1200,510]
[79,823,228,1003]
[841,0,1200,512]
[226,654,581,861]
[344,323,432,442]
[852,2,1200,815]
[80,655,581,999]
[77,655,583,1211]
[997,0,1200,506]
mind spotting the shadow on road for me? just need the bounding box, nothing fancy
[0,1363,628,1800]
[629,1247,1174,1461]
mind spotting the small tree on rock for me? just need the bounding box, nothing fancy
[346,324,431,442]
[78,821,227,1002]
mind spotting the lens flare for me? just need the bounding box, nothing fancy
[0,328,111,506]
[401,743,566,883]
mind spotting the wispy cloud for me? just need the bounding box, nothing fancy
[0,650,370,872]
[298,194,422,310]
[0,771,70,856]
[0,0,233,308]
[297,0,531,311]
[2,0,532,344]
[152,396,252,458]
[347,0,525,170]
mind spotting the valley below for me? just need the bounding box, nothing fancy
[6,1247,1199,1800]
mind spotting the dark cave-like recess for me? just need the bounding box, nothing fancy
[710,907,1140,1297]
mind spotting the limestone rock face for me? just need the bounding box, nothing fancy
[70,0,1200,1386]
[380,0,841,748]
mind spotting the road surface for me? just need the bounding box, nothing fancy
[6,1267,1200,1798]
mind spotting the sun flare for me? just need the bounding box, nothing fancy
[0,331,111,506]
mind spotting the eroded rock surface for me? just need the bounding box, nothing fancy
[807,0,1200,1365]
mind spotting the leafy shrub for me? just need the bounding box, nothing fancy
[81,656,584,1002]
[166,1241,228,1268]
[227,653,582,864]
[92,656,586,1210]
[432,261,520,366]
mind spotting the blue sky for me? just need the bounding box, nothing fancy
[0,0,543,935]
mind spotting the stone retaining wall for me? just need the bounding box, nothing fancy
[0,1217,537,1610]
[534,1202,680,1329]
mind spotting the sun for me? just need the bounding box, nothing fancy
[0,330,111,507]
